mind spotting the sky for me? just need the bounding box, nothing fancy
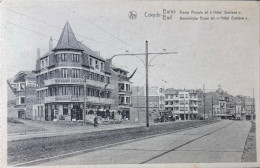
[1,0,259,97]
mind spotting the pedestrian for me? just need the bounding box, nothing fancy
[94,117,98,128]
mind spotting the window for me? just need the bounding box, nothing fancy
[37,91,40,99]
[72,54,79,62]
[95,60,99,69]
[61,69,68,78]
[63,104,68,115]
[19,83,25,91]
[101,62,104,70]
[50,71,54,79]
[95,74,100,81]
[126,97,131,104]
[72,86,80,96]
[54,55,58,62]
[41,60,44,69]
[61,54,66,61]
[89,58,93,66]
[84,70,89,79]
[107,92,110,98]
[45,58,48,67]
[90,72,94,80]
[19,96,25,104]
[96,90,99,97]
[180,94,184,98]
[72,69,80,78]
[101,75,104,82]
[106,77,110,84]
[41,106,43,116]
[61,86,68,95]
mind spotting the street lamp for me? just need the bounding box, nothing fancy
[109,41,177,127]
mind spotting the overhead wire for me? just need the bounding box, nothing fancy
[7,8,127,52]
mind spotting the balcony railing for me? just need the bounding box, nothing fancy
[44,78,113,89]
[45,95,114,104]
[118,102,132,107]
[189,103,198,107]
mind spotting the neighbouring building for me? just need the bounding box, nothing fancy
[7,71,37,119]
[131,85,165,123]
[33,22,116,121]
[111,66,133,121]
[165,88,198,120]
[245,97,255,120]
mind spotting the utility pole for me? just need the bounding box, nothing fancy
[83,75,87,126]
[108,41,177,127]
[203,84,205,120]
[145,41,149,127]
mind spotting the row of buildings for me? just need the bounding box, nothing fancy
[7,22,255,123]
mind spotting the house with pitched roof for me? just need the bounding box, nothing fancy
[7,71,37,119]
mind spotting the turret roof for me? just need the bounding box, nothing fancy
[54,22,83,51]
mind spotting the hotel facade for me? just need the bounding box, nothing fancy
[33,22,117,121]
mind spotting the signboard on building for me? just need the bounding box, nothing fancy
[26,81,36,87]
[71,97,81,101]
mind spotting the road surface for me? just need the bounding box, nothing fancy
[36,120,251,165]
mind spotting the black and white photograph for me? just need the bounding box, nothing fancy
[0,0,259,167]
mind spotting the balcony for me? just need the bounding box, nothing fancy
[44,78,114,89]
[190,97,198,101]
[118,89,132,94]
[189,103,198,107]
[165,104,173,107]
[45,95,114,104]
[118,102,132,108]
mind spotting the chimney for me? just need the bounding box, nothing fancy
[49,36,53,51]
[37,48,40,59]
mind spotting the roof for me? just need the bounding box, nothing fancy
[112,67,129,73]
[12,71,32,83]
[77,42,105,61]
[165,88,176,94]
[54,22,83,51]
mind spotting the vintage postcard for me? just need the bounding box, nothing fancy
[0,0,259,167]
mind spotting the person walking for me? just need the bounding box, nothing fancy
[94,116,98,128]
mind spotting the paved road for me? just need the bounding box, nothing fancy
[36,120,251,165]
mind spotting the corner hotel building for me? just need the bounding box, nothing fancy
[33,22,117,121]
